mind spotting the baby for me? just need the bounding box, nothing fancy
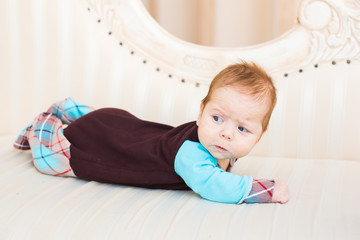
[14,61,289,204]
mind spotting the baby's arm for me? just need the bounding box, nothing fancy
[175,141,289,204]
[243,179,289,203]
[175,141,252,203]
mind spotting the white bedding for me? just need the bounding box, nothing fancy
[1,135,359,239]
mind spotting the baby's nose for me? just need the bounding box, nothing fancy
[220,127,233,140]
[221,133,231,140]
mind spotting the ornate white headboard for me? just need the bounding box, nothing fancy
[84,0,360,76]
[1,0,360,160]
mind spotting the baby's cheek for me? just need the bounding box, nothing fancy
[233,142,253,157]
[244,141,259,155]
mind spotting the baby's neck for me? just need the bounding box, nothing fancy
[217,159,230,171]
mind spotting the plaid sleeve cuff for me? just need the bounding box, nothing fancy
[243,179,275,203]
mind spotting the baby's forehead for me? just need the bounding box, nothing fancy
[211,87,269,110]
[213,84,270,105]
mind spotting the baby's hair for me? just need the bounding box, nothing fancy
[202,61,277,132]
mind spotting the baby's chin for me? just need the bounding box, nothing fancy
[209,150,235,160]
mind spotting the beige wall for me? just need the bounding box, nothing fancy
[142,0,300,47]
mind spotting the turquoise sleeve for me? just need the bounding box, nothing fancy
[174,140,253,204]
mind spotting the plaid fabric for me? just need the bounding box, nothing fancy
[46,98,93,124]
[216,158,237,172]
[242,179,275,203]
[13,123,33,150]
[13,98,93,177]
[226,158,237,172]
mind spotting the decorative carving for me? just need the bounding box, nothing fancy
[299,0,360,64]
[299,1,332,30]
[87,0,122,33]
[85,0,360,77]
[84,0,220,81]
[183,55,218,72]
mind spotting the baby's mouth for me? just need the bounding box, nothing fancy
[215,145,227,152]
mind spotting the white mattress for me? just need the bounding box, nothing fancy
[1,135,359,240]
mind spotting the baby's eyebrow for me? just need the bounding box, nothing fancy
[235,116,259,130]
[211,106,226,114]
[211,105,257,129]
[236,119,251,128]
[217,109,249,126]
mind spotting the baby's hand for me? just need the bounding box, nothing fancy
[272,180,289,204]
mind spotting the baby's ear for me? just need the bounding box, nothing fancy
[256,129,266,143]
[199,101,205,112]
[196,101,205,126]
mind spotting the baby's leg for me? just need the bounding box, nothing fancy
[14,98,93,177]
[47,97,94,124]
[27,112,76,177]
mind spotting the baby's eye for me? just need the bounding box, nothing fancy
[238,126,248,133]
[213,116,223,122]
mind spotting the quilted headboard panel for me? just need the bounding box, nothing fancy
[1,0,360,160]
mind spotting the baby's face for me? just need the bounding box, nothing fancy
[197,86,268,160]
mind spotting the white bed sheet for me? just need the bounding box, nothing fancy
[1,135,359,240]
